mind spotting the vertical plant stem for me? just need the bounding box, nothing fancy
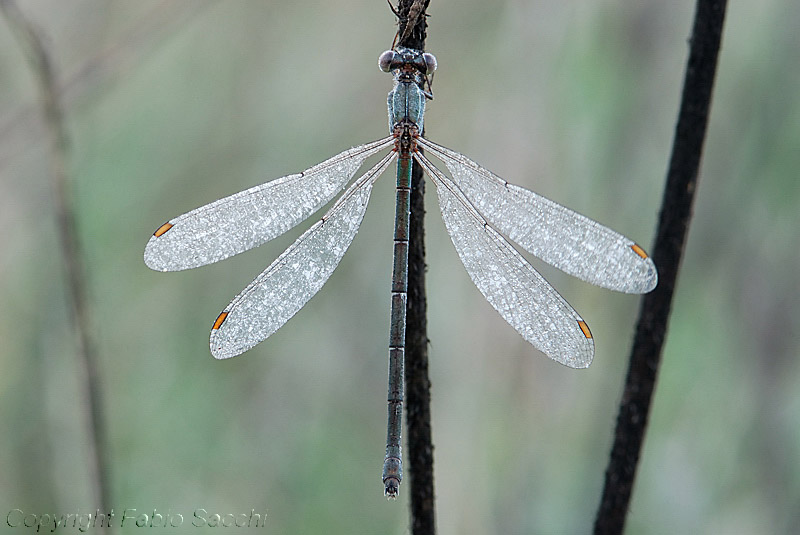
[396,1,436,533]
[1,0,111,517]
[593,1,727,533]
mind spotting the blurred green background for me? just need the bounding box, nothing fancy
[1,1,797,533]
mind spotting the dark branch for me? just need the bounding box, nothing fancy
[593,1,727,533]
[395,0,436,534]
[396,0,429,50]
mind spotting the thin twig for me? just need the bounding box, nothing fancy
[593,1,727,533]
[1,0,111,517]
[395,1,436,533]
[0,0,216,172]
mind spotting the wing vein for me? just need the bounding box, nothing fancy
[415,151,593,368]
[145,136,394,271]
[417,137,657,293]
[210,151,396,359]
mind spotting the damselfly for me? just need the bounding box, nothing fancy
[144,47,657,498]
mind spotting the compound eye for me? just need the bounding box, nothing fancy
[422,53,437,74]
[378,50,396,72]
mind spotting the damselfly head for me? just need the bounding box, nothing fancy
[378,48,437,75]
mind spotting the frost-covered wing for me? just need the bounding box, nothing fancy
[418,138,657,294]
[145,137,394,271]
[416,153,593,368]
[210,152,395,359]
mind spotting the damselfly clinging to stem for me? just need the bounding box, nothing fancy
[144,47,657,498]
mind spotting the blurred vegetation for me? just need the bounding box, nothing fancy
[0,1,797,533]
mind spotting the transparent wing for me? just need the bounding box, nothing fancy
[210,152,396,359]
[144,136,394,272]
[418,138,657,294]
[415,153,593,368]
